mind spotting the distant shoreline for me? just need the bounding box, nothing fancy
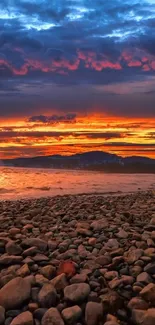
[0,165,155,174]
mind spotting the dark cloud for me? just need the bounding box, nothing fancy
[0,130,131,141]
[28,114,77,123]
[0,0,154,119]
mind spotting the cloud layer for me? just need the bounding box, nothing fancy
[0,0,154,157]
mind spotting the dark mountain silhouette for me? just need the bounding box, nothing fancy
[1,151,155,173]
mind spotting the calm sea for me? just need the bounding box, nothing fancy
[0,167,154,200]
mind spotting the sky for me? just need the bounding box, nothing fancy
[0,0,155,159]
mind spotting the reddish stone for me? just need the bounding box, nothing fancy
[57,260,76,278]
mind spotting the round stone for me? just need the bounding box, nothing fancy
[64,284,90,302]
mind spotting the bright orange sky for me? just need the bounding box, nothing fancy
[0,0,155,160]
[0,115,155,159]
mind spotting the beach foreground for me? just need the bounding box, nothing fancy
[0,191,155,325]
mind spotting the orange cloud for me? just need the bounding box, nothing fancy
[0,115,154,159]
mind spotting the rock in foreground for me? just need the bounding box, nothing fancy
[0,191,154,325]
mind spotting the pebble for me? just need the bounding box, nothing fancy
[132,308,155,325]
[127,297,149,310]
[5,241,22,256]
[10,311,33,325]
[40,265,56,279]
[62,306,82,324]
[22,238,47,252]
[41,308,64,325]
[51,273,68,291]
[64,283,90,302]
[70,274,87,284]
[38,284,57,308]
[137,272,152,284]
[0,191,154,325]
[85,302,103,325]
[140,283,155,302]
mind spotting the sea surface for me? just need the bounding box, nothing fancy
[0,167,154,200]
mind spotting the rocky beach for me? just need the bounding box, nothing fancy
[0,191,154,325]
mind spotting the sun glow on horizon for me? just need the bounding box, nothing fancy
[0,114,154,159]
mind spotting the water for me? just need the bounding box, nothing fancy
[0,167,154,200]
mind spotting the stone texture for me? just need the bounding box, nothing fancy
[10,311,33,325]
[41,308,64,325]
[50,274,68,291]
[128,297,149,310]
[40,266,56,279]
[22,238,47,252]
[6,241,22,256]
[62,306,82,324]
[132,308,155,325]
[140,283,155,302]
[85,302,103,325]
[124,249,143,264]
[0,277,31,310]
[0,255,22,265]
[137,272,152,284]
[64,283,90,302]
[38,284,57,308]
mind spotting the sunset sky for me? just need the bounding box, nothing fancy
[0,0,155,159]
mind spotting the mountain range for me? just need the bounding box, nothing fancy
[1,151,155,173]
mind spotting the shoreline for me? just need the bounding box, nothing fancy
[0,188,154,203]
[1,165,155,174]
[0,191,155,324]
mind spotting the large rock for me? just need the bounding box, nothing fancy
[41,308,64,325]
[22,238,47,252]
[140,283,155,302]
[62,306,82,324]
[85,302,103,325]
[132,308,155,325]
[0,277,31,310]
[10,311,33,325]
[64,283,90,302]
[38,284,57,308]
